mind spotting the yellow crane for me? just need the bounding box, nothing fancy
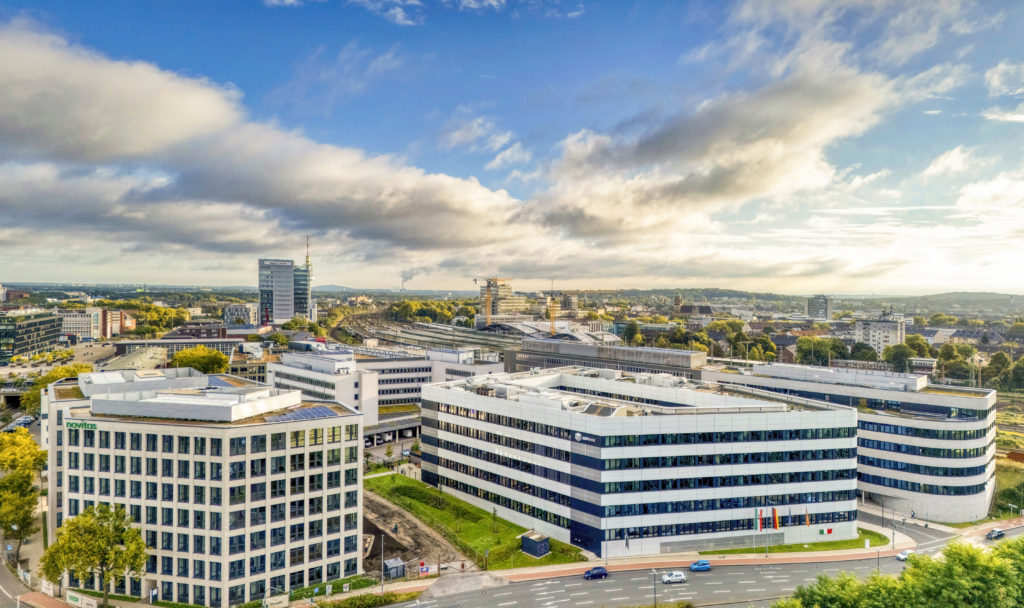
[472,277,511,327]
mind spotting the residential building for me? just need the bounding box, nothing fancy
[101,309,137,338]
[57,307,103,341]
[0,310,62,363]
[806,295,833,321]
[165,320,228,340]
[42,369,364,607]
[224,304,260,326]
[421,367,858,557]
[508,339,996,522]
[854,311,906,355]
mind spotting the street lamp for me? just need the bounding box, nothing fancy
[651,568,658,608]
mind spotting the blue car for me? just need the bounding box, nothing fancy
[583,566,608,580]
[689,560,712,572]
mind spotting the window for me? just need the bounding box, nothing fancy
[290,454,305,472]
[162,435,174,453]
[178,508,189,527]
[145,530,157,548]
[209,561,222,581]
[83,477,94,494]
[290,477,305,495]
[327,561,340,581]
[271,480,286,498]
[161,556,172,575]
[309,428,323,446]
[146,458,157,476]
[327,427,341,443]
[194,511,206,529]
[194,535,205,554]
[162,483,174,501]
[309,452,323,468]
[326,494,340,511]
[289,569,304,589]
[114,455,125,473]
[271,456,286,474]
[250,530,266,550]
[309,497,323,515]
[290,523,304,542]
[194,437,206,455]
[68,429,79,446]
[210,438,222,457]
[250,555,266,576]
[289,546,304,566]
[308,520,323,537]
[344,446,358,464]
[84,429,95,447]
[271,527,286,546]
[179,460,190,479]
[326,449,341,466]
[194,461,206,480]
[250,458,266,477]
[271,551,286,570]
[193,560,205,579]
[343,535,357,554]
[178,484,190,503]
[326,516,340,535]
[97,478,110,496]
[290,500,305,518]
[162,459,173,477]
[344,513,357,531]
[211,463,222,481]
[345,425,359,441]
[193,585,204,606]
[229,535,245,555]
[195,486,206,505]
[290,431,305,448]
[327,471,341,489]
[210,512,222,531]
[228,585,244,605]
[210,537,222,556]
[327,539,340,557]
[251,435,267,453]
[146,506,157,524]
[162,532,173,551]
[308,474,323,491]
[229,559,245,580]
[251,482,266,501]
[251,506,266,526]
[162,508,174,526]
[178,534,189,552]
[230,438,246,456]
[271,503,286,523]
[68,452,79,469]
[344,491,357,509]
[230,462,246,481]
[229,510,245,530]
[130,456,141,475]
[130,504,141,522]
[114,479,125,497]
[114,432,126,450]
[344,468,358,486]
[130,433,141,451]
[84,453,94,471]
[271,433,286,451]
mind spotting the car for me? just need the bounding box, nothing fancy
[401,449,411,457]
[986,529,1005,540]
[689,560,712,572]
[661,571,687,584]
[583,567,608,580]
[896,550,915,561]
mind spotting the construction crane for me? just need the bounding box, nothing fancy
[472,278,511,327]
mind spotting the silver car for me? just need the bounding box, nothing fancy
[661,571,688,584]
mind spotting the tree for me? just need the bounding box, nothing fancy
[0,487,39,563]
[169,345,228,374]
[796,337,848,366]
[904,334,931,358]
[985,351,1012,386]
[1011,355,1024,389]
[18,363,93,416]
[410,440,420,453]
[929,313,959,327]
[267,333,290,347]
[39,504,147,607]
[882,344,915,373]
[0,427,47,478]
[385,444,393,462]
[850,342,878,362]
[623,321,640,344]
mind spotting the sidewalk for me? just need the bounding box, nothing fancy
[856,501,957,534]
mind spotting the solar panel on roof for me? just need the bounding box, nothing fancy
[266,406,340,422]
[207,376,234,388]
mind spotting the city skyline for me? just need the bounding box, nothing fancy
[2,1,1024,294]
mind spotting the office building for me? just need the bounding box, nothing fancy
[259,247,314,326]
[164,321,228,340]
[508,340,996,522]
[421,367,858,557]
[102,309,137,338]
[478,279,527,324]
[806,295,832,321]
[854,311,906,355]
[116,338,243,357]
[224,304,259,326]
[57,307,103,341]
[0,310,62,363]
[42,369,364,607]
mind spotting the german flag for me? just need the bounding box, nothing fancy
[772,507,779,530]
[805,507,810,527]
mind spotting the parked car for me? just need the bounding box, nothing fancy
[583,567,608,580]
[661,571,687,584]
[689,560,712,572]
[986,529,1005,540]
[896,550,915,561]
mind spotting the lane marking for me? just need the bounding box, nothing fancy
[0,584,12,599]
[497,603,517,607]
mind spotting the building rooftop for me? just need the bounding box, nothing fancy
[440,367,843,417]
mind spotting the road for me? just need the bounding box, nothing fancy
[394,556,909,608]
[857,510,954,554]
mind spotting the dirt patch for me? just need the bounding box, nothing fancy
[362,486,470,578]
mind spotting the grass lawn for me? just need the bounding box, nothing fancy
[364,462,391,475]
[699,528,889,555]
[365,475,583,570]
[990,459,1024,518]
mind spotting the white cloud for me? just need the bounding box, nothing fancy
[982,103,1024,123]
[486,142,532,169]
[348,0,426,25]
[270,42,405,113]
[985,60,1024,96]
[922,146,974,178]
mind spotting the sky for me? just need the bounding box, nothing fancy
[1,0,1023,295]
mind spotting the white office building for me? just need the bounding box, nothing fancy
[702,363,996,522]
[224,304,259,326]
[56,307,103,341]
[422,368,859,557]
[42,369,364,607]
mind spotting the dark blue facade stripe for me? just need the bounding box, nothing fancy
[858,420,993,441]
[857,455,990,478]
[858,438,989,459]
[858,473,988,495]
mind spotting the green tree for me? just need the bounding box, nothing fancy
[955,343,977,360]
[169,345,228,374]
[39,504,147,606]
[850,342,878,362]
[882,344,915,373]
[0,484,39,562]
[985,351,1012,386]
[938,343,958,362]
[18,363,93,415]
[796,337,848,366]
[623,321,640,344]
[0,427,47,478]
[929,313,959,327]
[1011,355,1024,388]
[410,440,420,453]
[904,334,931,358]
[267,333,290,347]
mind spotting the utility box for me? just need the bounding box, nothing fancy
[383,557,405,580]
[521,531,550,558]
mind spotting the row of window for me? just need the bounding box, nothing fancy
[858,421,994,441]
[857,455,991,478]
[64,450,357,479]
[379,376,430,385]
[601,490,857,517]
[599,510,857,541]
[434,420,570,462]
[858,473,989,495]
[602,468,857,494]
[857,438,991,459]
[64,426,359,451]
[438,457,570,507]
[602,448,856,470]
[64,469,357,501]
[431,473,571,529]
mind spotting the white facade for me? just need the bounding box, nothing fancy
[259,259,296,325]
[43,369,364,608]
[267,351,380,426]
[224,303,259,326]
[854,313,906,355]
[422,368,859,557]
[57,307,102,340]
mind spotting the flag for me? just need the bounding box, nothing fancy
[805,508,810,527]
[758,509,763,531]
[772,507,779,530]
[787,508,792,527]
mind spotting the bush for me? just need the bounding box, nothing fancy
[320,592,420,608]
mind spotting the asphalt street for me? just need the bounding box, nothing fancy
[393,556,909,608]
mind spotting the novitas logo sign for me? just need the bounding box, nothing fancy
[66,421,97,430]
